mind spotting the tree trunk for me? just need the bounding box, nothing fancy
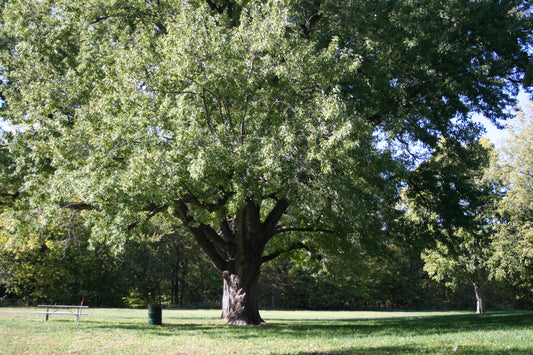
[174,197,289,326]
[219,199,268,325]
[473,282,485,314]
[221,270,264,325]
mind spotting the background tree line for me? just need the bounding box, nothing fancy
[0,214,530,311]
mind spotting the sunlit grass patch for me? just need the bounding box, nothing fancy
[0,307,531,354]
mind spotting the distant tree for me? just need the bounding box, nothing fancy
[0,0,530,324]
[421,234,492,314]
[488,100,533,305]
[408,139,496,313]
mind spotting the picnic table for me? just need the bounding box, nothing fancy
[37,304,89,328]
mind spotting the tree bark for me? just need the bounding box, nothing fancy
[221,270,264,325]
[473,282,485,314]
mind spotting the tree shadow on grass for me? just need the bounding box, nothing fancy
[80,312,533,354]
[323,311,530,334]
[257,311,533,339]
[87,311,533,340]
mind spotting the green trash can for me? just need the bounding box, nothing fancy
[148,305,162,325]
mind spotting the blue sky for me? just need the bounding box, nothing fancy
[0,120,12,133]
[476,115,509,147]
[478,91,531,147]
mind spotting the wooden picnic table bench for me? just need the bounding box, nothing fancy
[37,304,89,328]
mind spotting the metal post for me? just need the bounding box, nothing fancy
[76,307,81,328]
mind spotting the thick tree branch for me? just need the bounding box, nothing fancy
[0,191,19,200]
[406,175,434,214]
[90,15,112,25]
[127,203,168,231]
[201,88,217,136]
[174,201,227,271]
[262,197,289,240]
[220,218,235,243]
[60,201,100,211]
[174,191,231,213]
[262,242,321,264]
[221,96,234,134]
[62,200,168,231]
[189,226,227,272]
[299,0,322,39]
[200,223,234,260]
[272,226,334,236]
[144,203,167,218]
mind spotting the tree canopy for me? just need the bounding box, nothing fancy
[0,0,531,324]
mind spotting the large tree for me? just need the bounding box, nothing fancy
[0,0,530,324]
[488,99,533,306]
[406,138,496,314]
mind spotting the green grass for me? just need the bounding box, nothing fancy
[0,307,532,354]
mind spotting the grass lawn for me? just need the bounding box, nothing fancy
[0,307,531,354]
